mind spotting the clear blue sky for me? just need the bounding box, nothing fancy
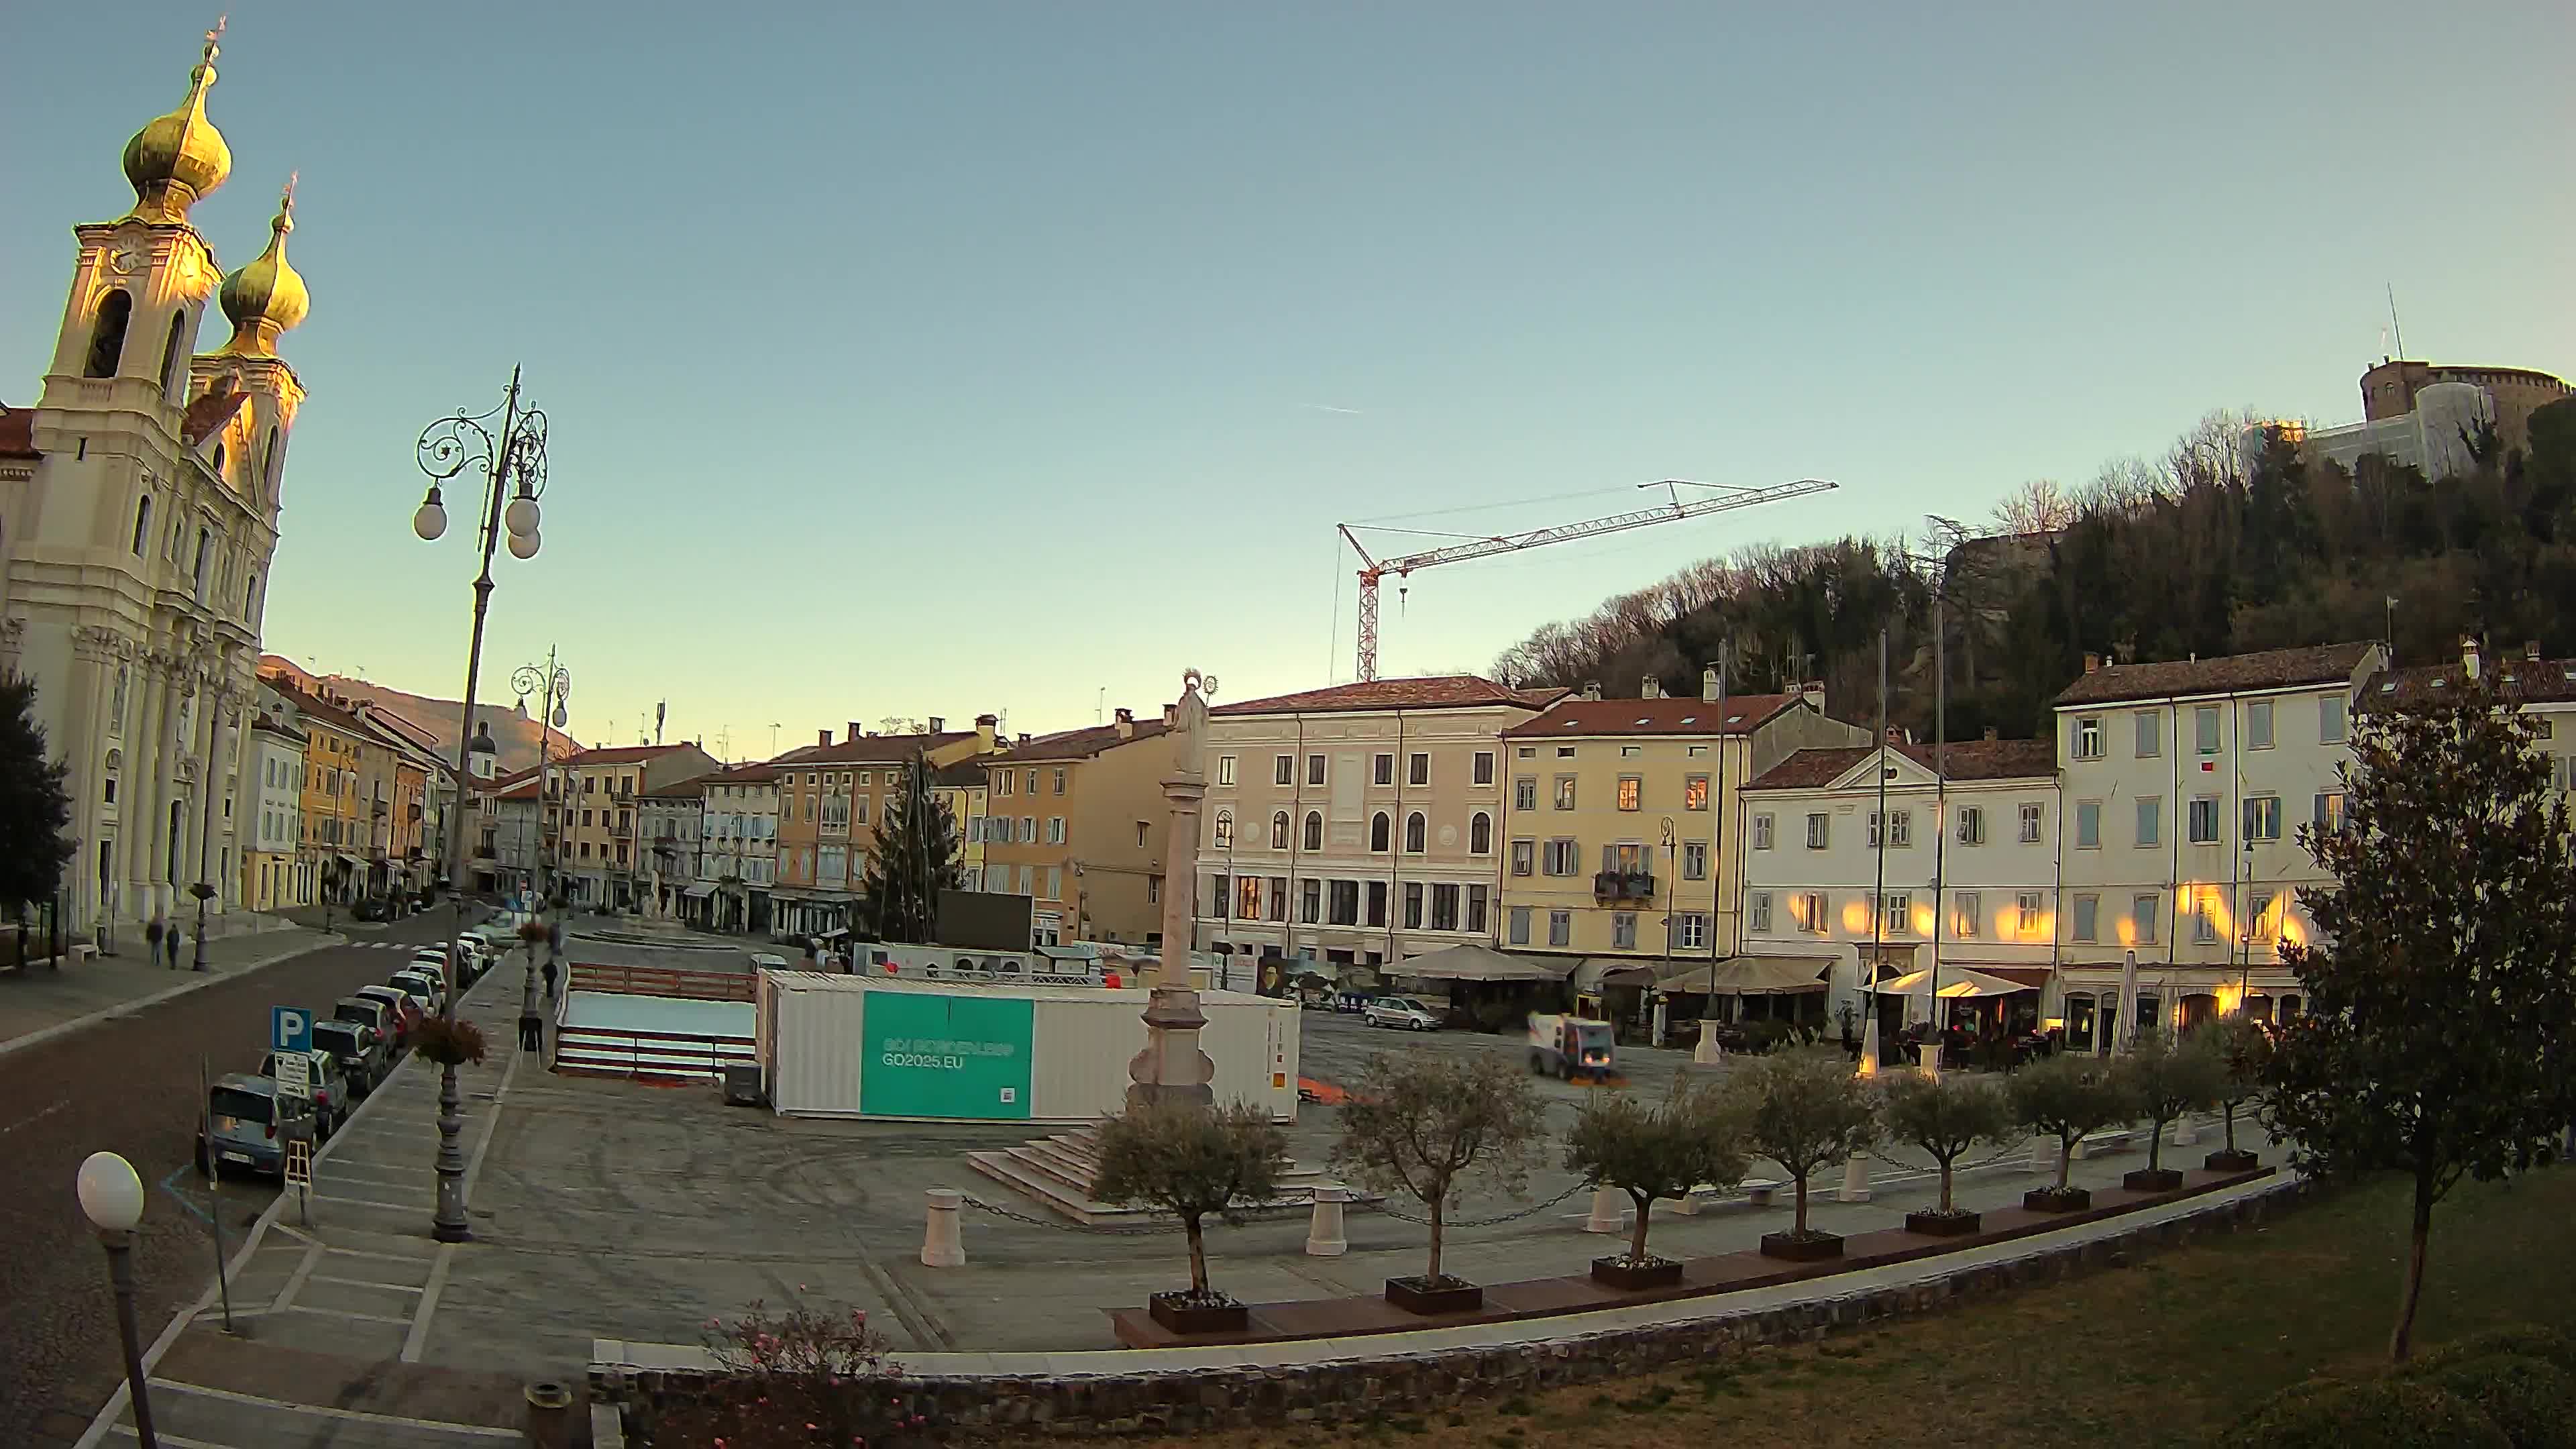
[7,1,2569,755]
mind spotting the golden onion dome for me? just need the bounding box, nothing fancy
[217,183,309,356]
[123,28,232,224]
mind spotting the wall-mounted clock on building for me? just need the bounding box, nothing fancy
[107,238,149,276]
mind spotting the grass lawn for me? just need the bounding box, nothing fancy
[1099,1167,2572,1449]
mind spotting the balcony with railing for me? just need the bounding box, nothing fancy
[1593,870,1657,904]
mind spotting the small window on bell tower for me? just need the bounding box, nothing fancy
[86,290,133,378]
[158,311,187,399]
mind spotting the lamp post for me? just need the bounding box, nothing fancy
[413,368,549,898]
[511,650,571,913]
[77,1151,159,1448]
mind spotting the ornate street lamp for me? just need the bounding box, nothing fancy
[412,370,548,1244]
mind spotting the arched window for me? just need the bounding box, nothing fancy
[86,290,133,378]
[1212,809,1233,850]
[193,527,211,597]
[1405,812,1427,853]
[130,495,152,555]
[211,443,225,478]
[1370,812,1390,853]
[1270,811,1289,849]
[262,427,280,492]
[158,311,188,398]
[244,572,259,619]
[1470,811,1492,855]
[1301,810,1322,852]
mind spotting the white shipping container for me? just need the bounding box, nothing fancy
[765,970,871,1116]
[757,969,1298,1122]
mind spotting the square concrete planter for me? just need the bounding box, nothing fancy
[1384,1275,1483,1316]
[2204,1148,2261,1173]
[1147,1291,1249,1336]
[2123,1168,2186,1193]
[2023,1187,2092,1213]
[1904,1209,1982,1237]
[1758,1230,1845,1262]
[1591,1254,1685,1290]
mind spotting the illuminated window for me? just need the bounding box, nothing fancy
[1554,776,1577,810]
[2242,795,2282,841]
[1953,892,1980,938]
[2313,792,2345,831]
[1617,776,1642,812]
[1683,774,1709,811]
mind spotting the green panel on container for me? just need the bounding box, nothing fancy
[861,993,1035,1120]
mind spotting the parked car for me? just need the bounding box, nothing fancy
[402,955,455,997]
[354,984,423,1042]
[309,1016,387,1098]
[388,969,445,1016]
[258,1048,348,1138]
[1362,996,1442,1032]
[197,1073,289,1178]
[333,996,404,1057]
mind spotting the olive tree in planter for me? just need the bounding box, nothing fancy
[2008,1053,2137,1212]
[2194,1016,2271,1173]
[1090,1100,1289,1334]
[1727,1051,1880,1261]
[1878,1071,2019,1236]
[1332,1053,1546,1314]
[1563,1079,1750,1289]
[2114,1028,2226,1191]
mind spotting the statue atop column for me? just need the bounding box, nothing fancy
[1128,667,1219,1112]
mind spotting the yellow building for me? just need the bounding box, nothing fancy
[264,682,368,903]
[241,710,307,911]
[771,717,997,938]
[548,743,720,911]
[979,709,1173,946]
[932,759,991,891]
[1496,675,1865,984]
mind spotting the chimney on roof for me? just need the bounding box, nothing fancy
[2084,652,2101,674]
[818,728,833,747]
[1018,733,1030,746]
[1114,707,1134,740]
[1581,680,1602,702]
[975,714,998,751]
[1800,680,1825,712]
[1984,727,2000,741]
[1163,703,1177,727]
[928,716,945,733]
[849,721,864,741]
[1640,676,1663,700]
[2461,635,2480,680]
[1701,667,1721,703]
[2526,640,2542,662]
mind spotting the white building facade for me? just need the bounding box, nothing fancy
[639,777,706,920]
[1190,676,1560,972]
[241,713,305,910]
[0,35,309,937]
[1739,737,2062,1038]
[2051,642,2386,1049]
[699,762,779,934]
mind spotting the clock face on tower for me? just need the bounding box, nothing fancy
[107,238,148,277]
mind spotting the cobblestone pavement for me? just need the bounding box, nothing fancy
[0,907,485,1446]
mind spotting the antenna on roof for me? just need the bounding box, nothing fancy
[2386,283,2405,360]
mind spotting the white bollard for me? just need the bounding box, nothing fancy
[920,1188,967,1268]
[2169,1115,2198,1148]
[1585,1186,1625,1233]
[1920,1043,1943,1081]
[1694,1019,1725,1067]
[2029,1136,2056,1175]
[1305,1185,1350,1256]
[1836,1151,1873,1203]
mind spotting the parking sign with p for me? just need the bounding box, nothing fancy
[272,1006,311,1056]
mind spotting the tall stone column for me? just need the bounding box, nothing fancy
[135,656,176,922]
[1127,670,1218,1113]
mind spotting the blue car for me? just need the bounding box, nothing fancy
[196,1074,286,1179]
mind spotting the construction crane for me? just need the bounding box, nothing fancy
[1338,477,1839,682]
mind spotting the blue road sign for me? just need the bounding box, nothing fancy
[271,1006,312,1055]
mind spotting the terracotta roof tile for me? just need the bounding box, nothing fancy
[1746,738,2057,792]
[182,390,248,447]
[0,407,36,460]
[1501,694,1802,739]
[987,720,1168,763]
[1213,676,1565,717]
[2367,656,2576,708]
[2053,643,2377,706]
[769,731,975,766]
[709,762,780,784]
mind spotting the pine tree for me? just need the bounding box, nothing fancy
[2262,669,2576,1362]
[859,754,961,944]
[0,672,76,953]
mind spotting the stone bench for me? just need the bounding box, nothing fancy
[1672,1177,1787,1214]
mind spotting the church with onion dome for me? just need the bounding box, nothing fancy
[0,23,313,937]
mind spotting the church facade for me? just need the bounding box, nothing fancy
[0,27,311,937]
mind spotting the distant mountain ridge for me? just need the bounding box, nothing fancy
[257,656,578,774]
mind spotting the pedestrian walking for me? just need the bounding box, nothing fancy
[167,922,184,970]
[541,955,559,1002]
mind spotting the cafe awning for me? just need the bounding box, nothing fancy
[1878,966,2035,999]
[1659,955,1833,996]
[681,882,716,899]
[1393,945,1578,983]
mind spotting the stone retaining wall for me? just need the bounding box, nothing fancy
[597,1177,2315,1440]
